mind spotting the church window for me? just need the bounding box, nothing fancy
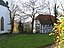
[1,17,4,31]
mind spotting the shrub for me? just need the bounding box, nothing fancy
[53,17,64,48]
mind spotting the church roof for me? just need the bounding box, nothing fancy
[0,0,9,8]
[35,14,55,24]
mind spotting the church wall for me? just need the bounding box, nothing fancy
[0,5,10,33]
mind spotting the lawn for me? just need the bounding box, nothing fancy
[0,34,54,48]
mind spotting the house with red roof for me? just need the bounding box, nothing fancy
[35,14,55,33]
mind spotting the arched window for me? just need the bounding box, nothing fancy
[1,17,4,31]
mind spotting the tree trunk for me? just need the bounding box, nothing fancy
[54,4,57,23]
[55,12,57,23]
[10,16,14,33]
[21,23,24,32]
[31,16,34,33]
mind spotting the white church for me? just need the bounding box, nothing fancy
[0,0,11,34]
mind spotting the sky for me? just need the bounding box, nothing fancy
[3,0,64,14]
[14,0,64,14]
[3,0,64,22]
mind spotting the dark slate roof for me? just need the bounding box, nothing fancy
[0,0,9,8]
[35,14,55,24]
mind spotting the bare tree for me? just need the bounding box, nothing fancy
[11,0,63,33]
[10,0,20,33]
[16,0,49,33]
[58,1,64,16]
[52,0,64,23]
[48,0,62,23]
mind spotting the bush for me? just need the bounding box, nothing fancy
[53,17,64,48]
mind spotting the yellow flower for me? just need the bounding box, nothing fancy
[54,23,57,26]
[56,36,59,39]
[62,27,64,30]
[49,33,54,36]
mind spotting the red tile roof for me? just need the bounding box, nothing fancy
[35,14,55,24]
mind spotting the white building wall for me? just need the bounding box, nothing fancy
[42,25,44,33]
[35,20,40,33]
[0,5,10,33]
[39,24,53,33]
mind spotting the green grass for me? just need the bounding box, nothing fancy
[0,34,54,48]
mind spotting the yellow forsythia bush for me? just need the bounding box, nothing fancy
[53,17,64,48]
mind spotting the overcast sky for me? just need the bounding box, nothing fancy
[3,0,64,13]
[2,0,64,22]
